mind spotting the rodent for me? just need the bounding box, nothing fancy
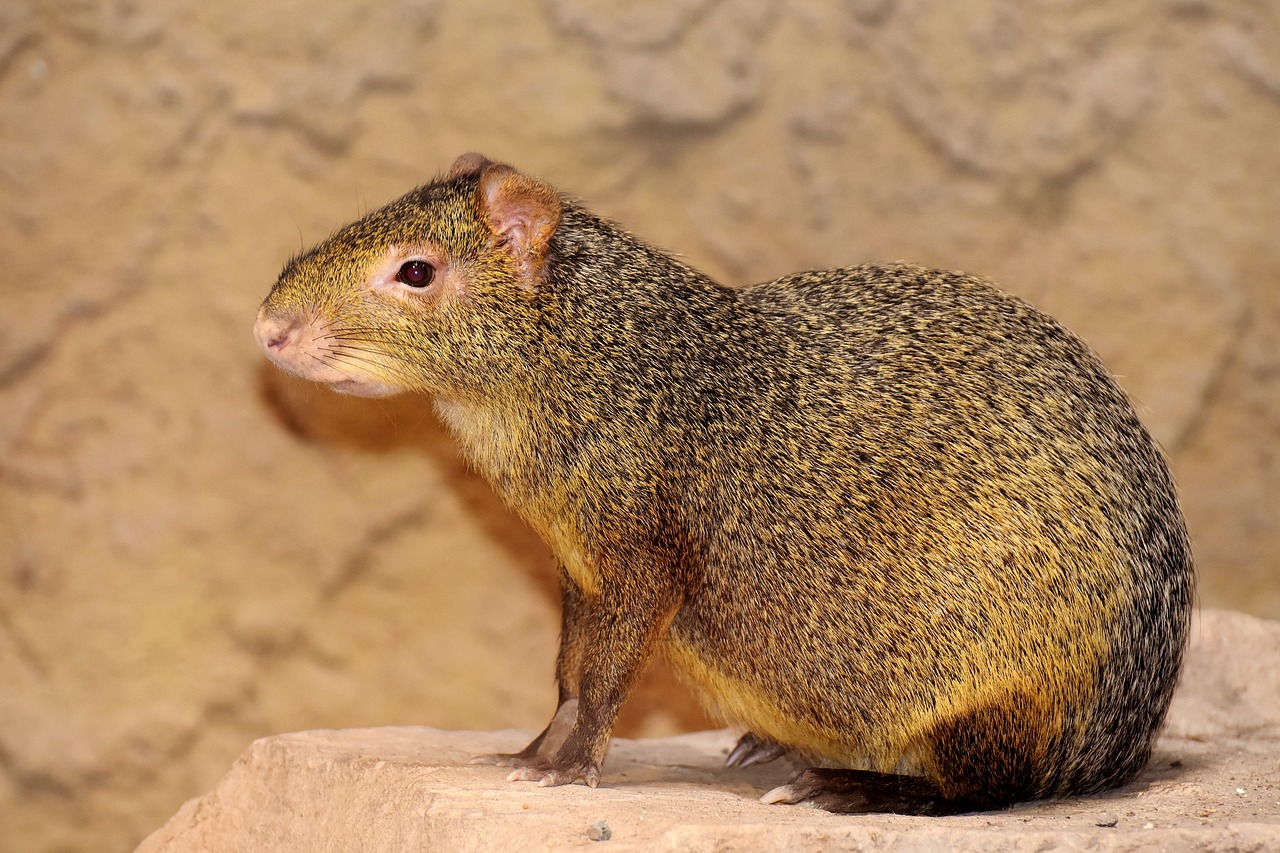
[254,153,1194,815]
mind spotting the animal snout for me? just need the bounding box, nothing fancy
[254,308,300,354]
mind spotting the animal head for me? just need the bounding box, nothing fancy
[254,154,561,398]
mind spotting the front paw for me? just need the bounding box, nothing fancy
[506,759,601,788]
[470,699,578,769]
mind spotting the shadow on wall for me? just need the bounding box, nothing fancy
[255,363,715,737]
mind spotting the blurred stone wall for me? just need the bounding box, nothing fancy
[0,1,1277,850]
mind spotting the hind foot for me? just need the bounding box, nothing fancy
[762,768,984,816]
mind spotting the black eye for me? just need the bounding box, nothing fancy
[396,260,434,287]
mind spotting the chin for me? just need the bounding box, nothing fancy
[328,379,401,398]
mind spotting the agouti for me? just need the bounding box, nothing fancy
[254,153,1194,815]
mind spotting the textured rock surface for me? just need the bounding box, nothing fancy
[1,2,1278,852]
[136,610,1280,852]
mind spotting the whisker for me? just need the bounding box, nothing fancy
[329,343,387,358]
[329,334,440,356]
[324,330,403,347]
[324,351,377,369]
[304,351,356,383]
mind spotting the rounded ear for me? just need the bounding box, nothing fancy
[477,164,562,288]
[447,152,494,179]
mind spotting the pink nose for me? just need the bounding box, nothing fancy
[254,309,300,354]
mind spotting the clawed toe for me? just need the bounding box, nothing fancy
[725,732,788,768]
[468,751,536,768]
[503,761,601,788]
[761,768,979,816]
[760,782,803,805]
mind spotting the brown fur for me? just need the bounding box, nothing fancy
[254,154,1194,813]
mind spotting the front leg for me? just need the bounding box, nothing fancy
[507,561,680,788]
[471,566,588,767]
[470,697,579,768]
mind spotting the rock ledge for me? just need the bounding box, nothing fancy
[137,610,1280,852]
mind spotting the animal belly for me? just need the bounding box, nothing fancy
[663,636,874,767]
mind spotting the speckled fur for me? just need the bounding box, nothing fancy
[257,156,1194,812]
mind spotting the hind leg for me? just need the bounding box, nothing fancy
[763,691,1053,815]
[762,768,982,816]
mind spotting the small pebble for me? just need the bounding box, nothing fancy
[1095,813,1118,828]
[1143,822,1155,830]
[587,820,612,842]
[1235,787,1246,796]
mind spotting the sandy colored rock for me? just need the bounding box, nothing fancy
[136,610,1280,851]
[2,3,1279,852]
[136,727,1279,853]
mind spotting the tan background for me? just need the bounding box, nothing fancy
[1,2,1278,851]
